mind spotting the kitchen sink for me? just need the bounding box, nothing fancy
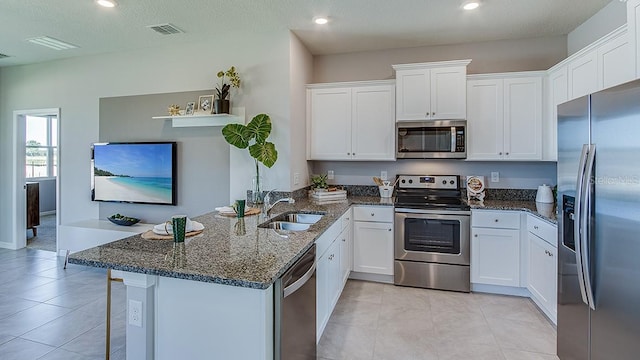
[282,213,323,224]
[260,221,311,231]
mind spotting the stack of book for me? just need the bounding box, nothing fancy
[309,189,347,204]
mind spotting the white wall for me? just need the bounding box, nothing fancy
[568,0,627,55]
[313,36,567,83]
[288,33,314,191]
[0,29,292,245]
[312,160,557,189]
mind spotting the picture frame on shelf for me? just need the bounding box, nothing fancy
[197,95,214,114]
[185,101,195,116]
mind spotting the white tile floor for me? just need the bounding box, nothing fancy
[0,247,559,360]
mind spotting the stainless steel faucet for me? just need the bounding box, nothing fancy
[263,190,295,215]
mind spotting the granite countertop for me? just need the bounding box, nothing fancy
[467,199,557,224]
[68,196,392,290]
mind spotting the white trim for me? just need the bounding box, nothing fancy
[10,108,60,251]
[467,71,547,80]
[122,272,158,288]
[392,59,472,71]
[306,79,395,89]
[40,210,56,216]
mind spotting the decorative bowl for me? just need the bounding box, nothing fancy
[107,214,140,226]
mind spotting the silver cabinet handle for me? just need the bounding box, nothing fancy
[534,225,539,230]
[474,234,478,237]
[432,112,435,116]
[371,213,375,216]
[506,152,509,156]
[494,219,499,222]
[388,228,392,231]
[347,152,351,155]
[499,152,503,155]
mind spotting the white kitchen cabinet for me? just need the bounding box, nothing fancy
[471,210,521,287]
[393,60,470,121]
[527,215,558,324]
[597,29,634,90]
[629,0,640,79]
[544,65,568,161]
[352,206,394,276]
[467,73,543,161]
[338,222,352,286]
[306,81,395,161]
[568,48,598,100]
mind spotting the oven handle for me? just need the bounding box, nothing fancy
[395,208,470,216]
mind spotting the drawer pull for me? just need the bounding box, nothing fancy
[494,219,499,222]
[388,228,392,232]
[534,225,539,230]
[371,213,375,216]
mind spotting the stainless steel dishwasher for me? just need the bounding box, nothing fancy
[274,244,316,360]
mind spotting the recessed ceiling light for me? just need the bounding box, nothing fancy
[463,1,480,10]
[96,0,118,8]
[313,17,329,25]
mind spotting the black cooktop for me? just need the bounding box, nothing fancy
[394,174,469,211]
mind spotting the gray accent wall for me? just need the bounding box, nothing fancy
[568,0,627,56]
[98,91,230,224]
[37,178,56,213]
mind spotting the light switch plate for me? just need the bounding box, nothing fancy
[129,300,143,327]
[327,170,334,180]
[380,171,388,181]
[491,172,499,183]
[293,173,300,185]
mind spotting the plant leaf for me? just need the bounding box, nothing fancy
[222,124,249,149]
[249,142,277,168]
[245,114,272,144]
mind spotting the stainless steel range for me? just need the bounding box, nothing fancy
[394,175,471,292]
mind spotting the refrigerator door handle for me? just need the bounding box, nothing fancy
[582,144,597,310]
[574,144,590,306]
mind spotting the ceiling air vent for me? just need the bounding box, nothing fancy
[147,23,184,35]
[0,53,10,59]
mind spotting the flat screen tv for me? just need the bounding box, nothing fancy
[91,142,177,205]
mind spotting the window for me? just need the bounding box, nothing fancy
[25,115,58,178]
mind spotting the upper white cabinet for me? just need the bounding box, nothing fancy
[544,65,568,161]
[568,48,598,100]
[393,60,471,121]
[306,80,395,161]
[467,73,543,161]
[629,0,640,78]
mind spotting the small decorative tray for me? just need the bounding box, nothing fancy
[107,214,140,226]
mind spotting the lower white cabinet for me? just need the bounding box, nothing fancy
[352,206,394,276]
[471,210,521,287]
[316,210,352,341]
[527,215,558,323]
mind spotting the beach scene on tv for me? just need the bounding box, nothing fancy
[93,143,174,204]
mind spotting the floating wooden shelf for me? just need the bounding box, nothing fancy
[153,107,245,127]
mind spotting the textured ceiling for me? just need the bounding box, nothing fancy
[0,0,612,67]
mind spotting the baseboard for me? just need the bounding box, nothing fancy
[348,271,394,284]
[471,283,531,297]
[40,210,56,216]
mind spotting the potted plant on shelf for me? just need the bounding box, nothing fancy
[222,113,277,204]
[215,66,240,114]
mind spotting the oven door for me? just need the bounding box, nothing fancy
[395,209,470,266]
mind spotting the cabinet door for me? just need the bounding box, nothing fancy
[353,221,394,275]
[503,77,542,160]
[395,69,430,121]
[328,239,342,310]
[471,227,520,287]
[629,0,640,79]
[339,226,352,286]
[527,232,558,320]
[466,79,504,160]
[431,66,467,120]
[544,66,568,161]
[316,250,331,341]
[597,30,634,90]
[352,85,396,160]
[308,88,352,160]
[568,50,598,100]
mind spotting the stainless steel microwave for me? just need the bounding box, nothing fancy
[396,120,466,159]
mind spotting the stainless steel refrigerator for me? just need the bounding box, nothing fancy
[557,79,640,360]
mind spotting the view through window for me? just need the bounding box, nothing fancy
[26,115,58,178]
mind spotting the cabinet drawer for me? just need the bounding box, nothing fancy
[353,206,394,222]
[341,208,352,230]
[316,220,341,257]
[527,215,557,247]
[472,210,520,229]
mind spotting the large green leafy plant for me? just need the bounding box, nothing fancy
[222,114,277,203]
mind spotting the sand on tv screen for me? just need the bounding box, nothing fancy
[91,142,177,205]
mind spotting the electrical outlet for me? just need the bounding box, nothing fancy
[380,171,388,181]
[327,170,334,180]
[491,172,500,183]
[129,300,143,327]
[293,173,300,185]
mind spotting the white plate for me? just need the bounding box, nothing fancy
[153,220,204,235]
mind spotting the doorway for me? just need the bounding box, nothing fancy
[11,108,61,252]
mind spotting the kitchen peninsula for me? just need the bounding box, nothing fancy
[68,197,389,360]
